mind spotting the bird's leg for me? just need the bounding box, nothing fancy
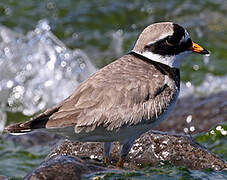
[116,139,135,168]
[103,142,112,165]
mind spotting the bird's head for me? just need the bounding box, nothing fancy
[133,22,210,68]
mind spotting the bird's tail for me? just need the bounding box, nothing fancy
[4,104,61,134]
[4,116,49,134]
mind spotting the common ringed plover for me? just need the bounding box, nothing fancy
[5,22,210,167]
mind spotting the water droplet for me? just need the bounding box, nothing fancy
[162,151,169,158]
[38,101,46,110]
[184,128,189,133]
[146,7,153,14]
[55,46,63,53]
[216,126,222,131]
[186,115,192,123]
[189,126,195,132]
[46,2,56,10]
[72,33,79,39]
[90,155,95,159]
[47,61,55,70]
[44,80,53,87]
[14,85,24,94]
[6,80,14,88]
[38,19,51,31]
[193,64,199,71]
[186,82,192,88]
[61,61,66,67]
[203,55,210,64]
[64,53,70,60]
[131,24,137,29]
[14,92,21,99]
[210,130,215,135]
[26,63,32,71]
[221,130,227,136]
[80,63,85,69]
[5,7,11,15]
[4,47,11,57]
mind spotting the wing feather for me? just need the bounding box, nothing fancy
[45,54,176,133]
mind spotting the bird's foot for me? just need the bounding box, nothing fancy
[116,158,124,168]
[103,157,109,166]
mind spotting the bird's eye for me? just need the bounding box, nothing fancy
[165,39,174,46]
[165,36,179,46]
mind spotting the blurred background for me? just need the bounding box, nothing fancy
[0,0,226,179]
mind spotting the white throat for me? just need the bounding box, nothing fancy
[133,50,191,68]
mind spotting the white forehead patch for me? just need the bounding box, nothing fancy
[178,29,190,44]
[184,30,190,42]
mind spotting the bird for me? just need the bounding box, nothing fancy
[5,22,210,168]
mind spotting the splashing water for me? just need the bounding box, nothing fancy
[0,19,96,117]
[0,109,6,134]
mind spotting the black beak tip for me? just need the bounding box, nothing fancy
[200,49,210,56]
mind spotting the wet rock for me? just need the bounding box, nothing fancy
[156,92,227,134]
[130,131,227,170]
[0,175,8,180]
[47,140,104,162]
[25,154,110,180]
[25,156,85,180]
[47,132,227,171]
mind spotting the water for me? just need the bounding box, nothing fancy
[0,19,96,117]
[0,0,226,179]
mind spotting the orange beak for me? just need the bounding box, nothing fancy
[189,42,210,55]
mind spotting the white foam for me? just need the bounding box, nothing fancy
[0,110,6,134]
[0,19,96,116]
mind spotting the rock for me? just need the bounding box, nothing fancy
[0,175,8,180]
[25,154,111,180]
[131,131,227,170]
[156,92,227,134]
[47,140,103,162]
[47,132,227,171]
[24,156,85,180]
